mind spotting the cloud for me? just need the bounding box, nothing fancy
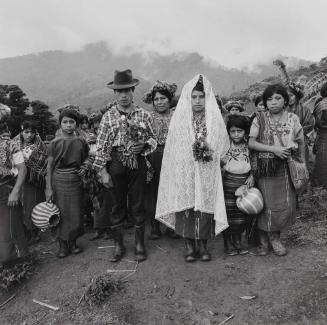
[0,0,326,69]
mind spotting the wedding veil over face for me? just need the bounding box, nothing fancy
[155,74,230,235]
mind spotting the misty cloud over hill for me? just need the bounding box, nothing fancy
[0,42,312,113]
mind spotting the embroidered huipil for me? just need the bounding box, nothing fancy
[250,112,303,149]
[221,142,251,174]
[93,104,157,171]
[193,111,207,140]
[150,110,173,146]
[0,134,24,186]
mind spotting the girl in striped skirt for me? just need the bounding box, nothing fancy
[221,115,254,256]
[45,106,89,258]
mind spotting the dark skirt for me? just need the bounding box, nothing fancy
[0,184,29,263]
[53,170,84,241]
[145,148,164,219]
[313,129,327,187]
[257,162,296,232]
[22,182,45,231]
[175,209,215,240]
[222,171,250,234]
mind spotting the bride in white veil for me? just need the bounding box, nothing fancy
[155,74,229,262]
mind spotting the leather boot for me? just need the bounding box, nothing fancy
[268,231,287,256]
[199,239,211,262]
[110,227,126,262]
[69,239,82,254]
[185,238,196,262]
[148,220,162,240]
[256,230,269,256]
[223,232,238,256]
[57,238,69,258]
[135,225,147,262]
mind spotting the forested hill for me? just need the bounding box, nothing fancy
[0,42,312,113]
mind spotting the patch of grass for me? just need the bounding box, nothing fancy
[287,186,327,246]
[0,255,37,291]
[82,274,123,307]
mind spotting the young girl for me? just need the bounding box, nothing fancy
[221,115,254,256]
[45,106,89,258]
[13,120,47,244]
[249,84,305,256]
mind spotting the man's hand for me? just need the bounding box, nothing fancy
[132,142,145,155]
[101,168,113,189]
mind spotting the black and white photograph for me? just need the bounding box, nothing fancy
[0,0,327,324]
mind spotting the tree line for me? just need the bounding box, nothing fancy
[0,84,57,139]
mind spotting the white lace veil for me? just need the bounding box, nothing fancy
[155,74,230,235]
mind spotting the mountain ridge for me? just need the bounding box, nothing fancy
[0,42,312,113]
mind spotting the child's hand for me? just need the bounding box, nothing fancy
[45,188,54,202]
[244,174,254,188]
[8,188,20,207]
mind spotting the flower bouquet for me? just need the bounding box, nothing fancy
[192,133,213,163]
[120,118,150,169]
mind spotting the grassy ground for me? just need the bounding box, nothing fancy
[1,186,327,325]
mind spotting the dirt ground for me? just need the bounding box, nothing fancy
[1,214,327,325]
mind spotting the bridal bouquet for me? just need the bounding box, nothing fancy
[192,132,213,163]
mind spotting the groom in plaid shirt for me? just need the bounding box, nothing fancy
[93,69,157,262]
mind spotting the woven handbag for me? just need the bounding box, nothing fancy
[235,185,264,215]
[287,156,309,192]
[32,201,61,231]
[275,131,309,193]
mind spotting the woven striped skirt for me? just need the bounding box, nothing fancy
[22,182,45,231]
[0,184,29,263]
[53,169,84,241]
[257,162,296,232]
[223,171,250,234]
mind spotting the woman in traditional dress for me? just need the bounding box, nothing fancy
[13,120,47,244]
[249,84,305,256]
[221,115,254,255]
[0,110,29,264]
[45,106,89,258]
[249,94,266,124]
[142,80,178,239]
[254,95,265,113]
[274,60,314,162]
[156,75,229,262]
[224,100,245,116]
[312,82,327,187]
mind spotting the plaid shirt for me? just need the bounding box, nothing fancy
[93,103,157,171]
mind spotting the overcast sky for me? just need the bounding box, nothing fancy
[0,0,326,69]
